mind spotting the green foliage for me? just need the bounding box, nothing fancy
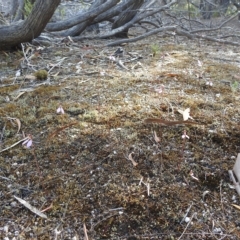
[24,0,33,17]
[186,3,199,17]
[172,2,199,17]
[58,8,66,19]
[150,44,160,57]
[230,80,239,92]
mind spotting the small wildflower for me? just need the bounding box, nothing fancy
[22,135,33,148]
[109,56,116,61]
[182,130,189,139]
[189,170,199,181]
[206,81,213,86]
[154,85,164,94]
[197,60,203,67]
[57,105,65,114]
[15,69,22,78]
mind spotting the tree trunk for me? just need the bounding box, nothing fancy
[63,0,106,37]
[46,0,120,33]
[93,0,135,24]
[0,0,60,50]
[112,0,144,38]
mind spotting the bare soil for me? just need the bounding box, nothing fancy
[0,34,240,239]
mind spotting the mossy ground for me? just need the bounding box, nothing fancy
[0,34,240,239]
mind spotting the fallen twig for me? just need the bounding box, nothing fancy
[14,195,47,219]
[83,223,89,240]
[228,170,240,196]
[178,212,196,240]
[144,118,203,126]
[0,137,28,153]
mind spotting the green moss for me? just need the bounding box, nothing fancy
[34,70,48,80]
[32,85,60,97]
[0,103,18,114]
[0,85,19,94]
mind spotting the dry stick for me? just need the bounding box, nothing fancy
[219,180,225,212]
[156,129,163,173]
[197,35,240,46]
[181,135,186,165]
[228,170,240,196]
[107,26,177,47]
[21,43,30,66]
[180,202,193,224]
[0,137,29,153]
[118,233,235,239]
[144,119,202,126]
[190,12,239,34]
[48,57,68,74]
[178,212,196,240]
[54,225,62,240]
[83,223,89,240]
[0,176,11,181]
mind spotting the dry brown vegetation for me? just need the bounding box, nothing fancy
[0,32,240,239]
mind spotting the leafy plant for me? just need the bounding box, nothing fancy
[150,44,160,57]
[230,80,239,92]
[57,7,66,19]
[24,0,33,17]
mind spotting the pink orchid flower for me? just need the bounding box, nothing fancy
[22,135,33,148]
[57,105,65,114]
[182,130,189,139]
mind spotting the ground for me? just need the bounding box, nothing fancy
[0,33,240,240]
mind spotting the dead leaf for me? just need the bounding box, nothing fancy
[83,223,89,240]
[14,196,47,219]
[153,131,160,143]
[14,118,21,134]
[7,117,21,134]
[25,74,37,81]
[13,92,26,101]
[178,108,193,121]
[128,152,138,167]
[232,204,240,211]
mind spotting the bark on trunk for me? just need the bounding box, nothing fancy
[0,0,60,50]
[63,0,106,37]
[112,0,144,38]
[93,0,135,24]
[46,0,120,33]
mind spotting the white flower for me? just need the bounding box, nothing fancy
[206,81,213,86]
[15,69,21,77]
